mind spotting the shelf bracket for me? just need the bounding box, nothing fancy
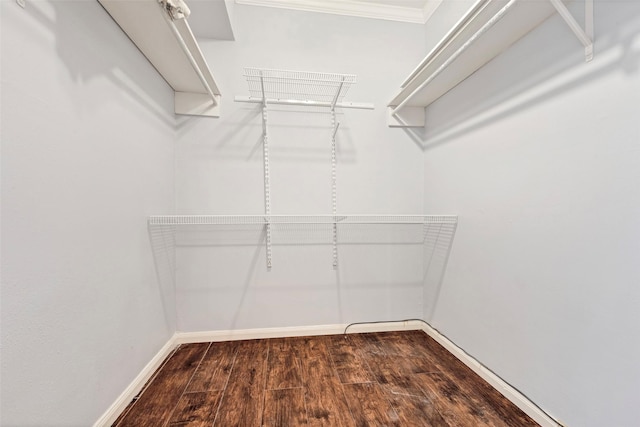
[549,0,594,62]
[387,106,425,128]
[331,78,345,111]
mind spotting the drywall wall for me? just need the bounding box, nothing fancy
[423,0,475,50]
[421,1,640,426]
[1,1,175,425]
[173,5,431,331]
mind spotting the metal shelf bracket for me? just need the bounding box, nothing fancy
[549,0,594,62]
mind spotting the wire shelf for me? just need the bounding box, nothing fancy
[148,215,458,226]
[243,68,357,104]
[149,215,458,269]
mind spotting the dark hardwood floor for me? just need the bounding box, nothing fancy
[113,330,539,426]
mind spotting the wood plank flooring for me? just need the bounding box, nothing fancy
[113,330,539,427]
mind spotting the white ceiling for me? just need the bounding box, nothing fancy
[234,0,442,24]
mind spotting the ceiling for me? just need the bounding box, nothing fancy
[234,0,442,24]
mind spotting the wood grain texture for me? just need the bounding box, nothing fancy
[349,333,425,397]
[380,331,441,375]
[326,335,375,384]
[385,389,450,427]
[409,331,539,427]
[295,336,356,427]
[187,341,237,392]
[352,337,449,427]
[416,372,500,427]
[111,331,540,427]
[341,383,401,427]
[214,340,268,427]
[115,343,209,427]
[266,338,303,390]
[168,391,222,426]
[263,388,308,426]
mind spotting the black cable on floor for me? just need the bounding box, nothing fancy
[343,318,429,335]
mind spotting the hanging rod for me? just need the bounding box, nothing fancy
[392,0,518,118]
[160,3,220,106]
[390,0,594,120]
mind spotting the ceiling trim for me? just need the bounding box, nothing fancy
[235,0,440,24]
[422,0,443,23]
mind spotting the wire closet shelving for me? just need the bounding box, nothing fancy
[150,68,457,269]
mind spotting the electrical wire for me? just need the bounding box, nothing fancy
[343,318,429,335]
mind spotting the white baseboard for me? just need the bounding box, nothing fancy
[93,334,178,427]
[95,321,558,427]
[174,320,425,344]
[420,323,561,427]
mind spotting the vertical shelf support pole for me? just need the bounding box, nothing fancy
[330,78,344,269]
[331,109,338,269]
[260,72,272,269]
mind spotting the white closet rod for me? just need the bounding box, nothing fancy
[391,0,594,117]
[392,0,518,117]
[160,6,220,106]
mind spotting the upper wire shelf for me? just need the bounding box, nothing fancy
[236,68,374,110]
[244,68,356,104]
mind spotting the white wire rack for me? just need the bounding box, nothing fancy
[148,215,457,226]
[235,68,374,110]
[245,68,355,103]
[148,215,458,267]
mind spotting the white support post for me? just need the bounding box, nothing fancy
[260,72,272,270]
[549,0,594,62]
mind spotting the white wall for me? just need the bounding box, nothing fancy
[1,1,176,425]
[174,5,430,332]
[421,2,640,426]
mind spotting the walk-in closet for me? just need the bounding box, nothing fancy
[2,0,639,426]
